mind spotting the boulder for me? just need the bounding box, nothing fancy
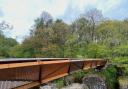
[83,74,107,89]
[62,83,89,89]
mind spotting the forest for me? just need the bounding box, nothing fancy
[0,8,128,89]
[0,8,128,60]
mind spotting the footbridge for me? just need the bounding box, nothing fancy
[0,58,107,89]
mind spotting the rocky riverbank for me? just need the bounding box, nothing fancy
[40,83,88,89]
[38,65,128,89]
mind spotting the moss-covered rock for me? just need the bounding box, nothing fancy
[83,74,107,89]
[86,65,118,89]
[118,76,128,89]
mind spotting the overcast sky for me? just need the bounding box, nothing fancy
[0,0,128,42]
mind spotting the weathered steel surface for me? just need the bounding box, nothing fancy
[40,60,70,83]
[0,66,39,81]
[0,58,107,89]
[69,60,84,73]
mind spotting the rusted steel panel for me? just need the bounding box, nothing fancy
[96,60,102,66]
[100,60,107,66]
[0,66,39,81]
[40,60,70,83]
[83,60,93,70]
[96,60,106,66]
[0,58,107,89]
[91,60,97,68]
[0,62,39,69]
[69,61,84,73]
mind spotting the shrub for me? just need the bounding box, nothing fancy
[54,79,65,89]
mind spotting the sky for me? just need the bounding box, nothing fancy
[0,0,128,42]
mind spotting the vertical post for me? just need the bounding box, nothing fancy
[67,59,71,74]
[81,61,85,70]
[38,60,42,83]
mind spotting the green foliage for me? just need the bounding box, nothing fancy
[119,64,128,76]
[113,44,128,57]
[0,45,9,57]
[124,66,128,75]
[54,79,65,89]
[0,37,18,58]
[96,65,118,89]
[88,66,118,89]
[97,20,123,46]
[71,71,87,83]
[5,9,127,59]
[1,9,128,61]
[54,71,87,88]
[86,43,110,58]
[9,45,33,58]
[111,57,128,84]
[0,21,18,58]
[111,57,128,63]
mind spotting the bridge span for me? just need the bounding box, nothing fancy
[0,58,107,89]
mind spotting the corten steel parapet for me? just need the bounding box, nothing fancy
[0,58,107,89]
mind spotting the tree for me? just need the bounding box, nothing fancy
[0,21,17,58]
[86,43,110,58]
[10,9,128,60]
[52,19,70,57]
[23,12,54,57]
[71,17,90,44]
[34,11,53,29]
[84,8,104,42]
[113,44,128,57]
[0,21,13,31]
[97,20,123,47]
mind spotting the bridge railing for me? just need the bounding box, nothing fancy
[0,58,107,89]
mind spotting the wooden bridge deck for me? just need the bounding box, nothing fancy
[0,58,107,89]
